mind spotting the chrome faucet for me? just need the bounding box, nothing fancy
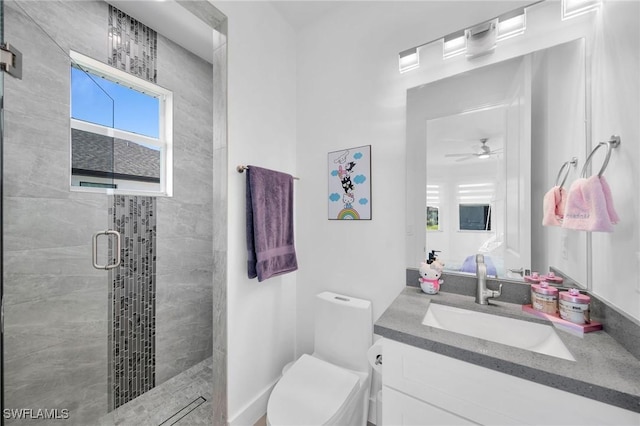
[475,254,502,305]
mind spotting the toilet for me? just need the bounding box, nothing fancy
[267,292,372,426]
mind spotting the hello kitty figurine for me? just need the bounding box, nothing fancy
[419,261,444,295]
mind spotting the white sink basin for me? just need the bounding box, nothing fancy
[422,303,575,361]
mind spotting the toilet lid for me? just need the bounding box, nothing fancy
[268,354,360,425]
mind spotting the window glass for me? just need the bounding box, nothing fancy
[69,51,172,196]
[459,204,492,231]
[71,66,160,138]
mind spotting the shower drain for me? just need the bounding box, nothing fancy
[158,396,207,425]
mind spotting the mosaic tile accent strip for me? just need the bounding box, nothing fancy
[108,195,157,410]
[108,5,157,83]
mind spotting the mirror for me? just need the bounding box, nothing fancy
[407,38,588,286]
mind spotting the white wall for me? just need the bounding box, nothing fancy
[591,0,640,320]
[213,1,298,423]
[216,1,640,422]
[295,1,532,357]
[530,39,588,286]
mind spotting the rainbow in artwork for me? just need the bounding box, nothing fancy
[337,208,360,220]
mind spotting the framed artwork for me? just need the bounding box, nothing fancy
[328,145,371,220]
[426,206,440,231]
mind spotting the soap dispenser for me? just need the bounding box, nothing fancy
[427,250,441,264]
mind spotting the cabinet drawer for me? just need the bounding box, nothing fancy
[383,339,640,426]
[383,386,475,426]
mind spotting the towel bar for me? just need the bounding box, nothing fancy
[580,135,621,178]
[555,157,578,188]
[237,165,300,180]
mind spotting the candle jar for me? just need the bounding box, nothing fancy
[559,288,591,324]
[531,281,558,315]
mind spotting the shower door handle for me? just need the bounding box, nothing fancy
[92,230,121,270]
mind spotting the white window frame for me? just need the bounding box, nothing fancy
[69,50,173,197]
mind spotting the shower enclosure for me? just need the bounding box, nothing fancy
[0,0,228,424]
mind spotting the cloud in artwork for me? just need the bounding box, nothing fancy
[353,174,367,184]
[329,193,341,202]
[353,152,363,159]
[359,198,369,205]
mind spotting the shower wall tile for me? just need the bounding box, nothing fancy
[212,250,227,354]
[4,232,108,426]
[210,12,228,426]
[155,202,214,243]
[4,332,107,425]
[213,147,228,252]
[2,104,77,199]
[4,1,227,424]
[157,237,213,271]
[4,294,108,425]
[154,30,215,387]
[211,348,228,425]
[213,43,228,151]
[3,196,106,251]
[3,236,105,277]
[8,1,107,63]
[108,195,157,409]
[108,5,157,82]
[4,1,106,121]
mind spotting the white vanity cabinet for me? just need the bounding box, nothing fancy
[382,340,640,426]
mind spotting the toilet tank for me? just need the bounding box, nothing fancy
[314,292,372,373]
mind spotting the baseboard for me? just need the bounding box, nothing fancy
[229,378,279,426]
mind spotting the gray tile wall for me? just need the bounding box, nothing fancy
[3,0,225,423]
[3,2,110,424]
[154,28,215,384]
[211,38,228,425]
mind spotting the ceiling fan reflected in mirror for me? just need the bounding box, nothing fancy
[444,138,503,162]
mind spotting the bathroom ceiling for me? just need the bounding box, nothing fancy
[270,1,346,30]
[427,105,506,166]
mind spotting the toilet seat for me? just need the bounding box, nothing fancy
[267,354,360,425]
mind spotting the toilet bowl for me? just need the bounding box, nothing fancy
[267,292,372,426]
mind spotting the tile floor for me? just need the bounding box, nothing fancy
[97,357,213,425]
[95,360,371,426]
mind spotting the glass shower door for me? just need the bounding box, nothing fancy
[1,0,5,420]
[2,1,116,424]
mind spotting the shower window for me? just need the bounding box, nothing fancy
[69,50,173,196]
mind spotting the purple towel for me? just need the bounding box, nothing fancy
[246,165,298,282]
[461,255,497,276]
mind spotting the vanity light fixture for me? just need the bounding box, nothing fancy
[497,8,527,41]
[442,31,466,59]
[465,19,498,59]
[399,1,542,72]
[399,47,420,73]
[562,0,601,20]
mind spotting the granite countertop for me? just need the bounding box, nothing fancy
[374,287,640,413]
